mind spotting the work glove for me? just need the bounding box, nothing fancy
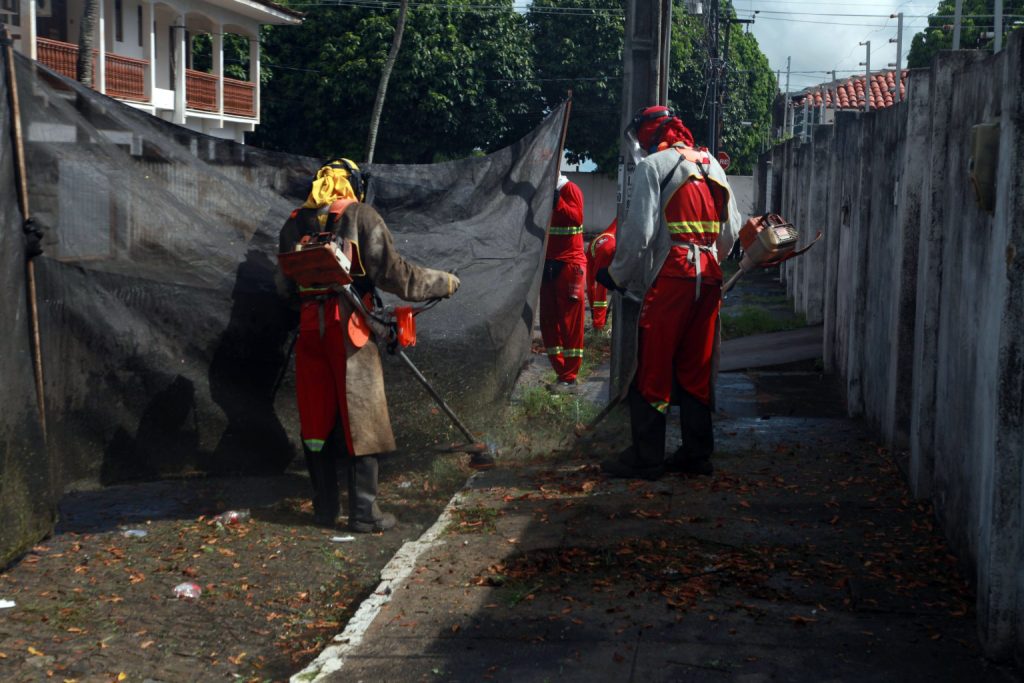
[595,267,621,293]
[23,217,45,259]
[446,273,461,298]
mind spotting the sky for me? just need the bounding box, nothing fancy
[737,0,942,93]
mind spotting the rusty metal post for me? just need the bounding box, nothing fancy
[3,26,47,440]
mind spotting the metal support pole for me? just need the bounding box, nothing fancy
[890,12,904,102]
[952,0,963,50]
[859,41,871,113]
[831,69,837,121]
[659,0,672,103]
[784,56,791,137]
[995,0,1004,53]
[802,98,809,143]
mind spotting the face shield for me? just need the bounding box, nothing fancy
[624,106,674,160]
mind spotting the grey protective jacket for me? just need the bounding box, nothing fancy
[607,147,742,402]
[279,202,457,455]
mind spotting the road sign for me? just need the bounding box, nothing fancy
[717,151,731,170]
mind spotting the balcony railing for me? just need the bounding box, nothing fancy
[35,38,257,119]
[185,68,217,112]
[223,77,255,118]
[36,38,145,102]
[105,53,146,101]
[36,37,82,81]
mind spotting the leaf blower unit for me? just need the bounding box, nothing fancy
[723,214,820,294]
[277,232,354,289]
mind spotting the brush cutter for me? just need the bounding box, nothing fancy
[337,285,496,465]
[577,214,820,436]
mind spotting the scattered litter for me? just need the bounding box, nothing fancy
[214,510,251,526]
[398,481,413,489]
[122,529,148,538]
[173,582,202,600]
[330,535,356,543]
[0,600,15,609]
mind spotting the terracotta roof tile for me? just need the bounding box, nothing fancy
[792,70,909,112]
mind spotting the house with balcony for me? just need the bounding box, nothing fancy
[1,0,302,142]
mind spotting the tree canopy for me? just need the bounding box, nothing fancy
[251,0,540,163]
[528,0,775,174]
[250,0,776,173]
[907,0,1024,68]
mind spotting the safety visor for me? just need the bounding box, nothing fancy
[623,106,673,148]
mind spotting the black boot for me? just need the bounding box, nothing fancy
[348,455,397,533]
[666,391,714,476]
[304,443,340,526]
[600,386,666,480]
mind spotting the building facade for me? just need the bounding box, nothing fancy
[1,0,301,142]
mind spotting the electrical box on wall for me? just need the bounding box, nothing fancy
[968,122,1000,214]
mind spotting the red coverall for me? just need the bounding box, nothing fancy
[540,180,586,383]
[613,147,731,476]
[635,149,728,413]
[586,219,617,330]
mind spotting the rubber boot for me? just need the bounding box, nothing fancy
[347,455,397,533]
[304,443,340,526]
[600,386,666,480]
[667,391,714,476]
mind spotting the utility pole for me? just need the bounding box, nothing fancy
[613,0,672,398]
[995,0,1004,53]
[859,41,870,113]
[952,0,963,50]
[707,0,720,154]
[659,0,672,103]
[719,5,754,157]
[889,12,904,103]
[784,56,791,137]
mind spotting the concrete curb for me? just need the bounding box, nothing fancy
[290,476,478,682]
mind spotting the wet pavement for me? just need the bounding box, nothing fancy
[298,364,1017,682]
[0,261,1014,682]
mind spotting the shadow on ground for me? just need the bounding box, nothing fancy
[323,367,1017,683]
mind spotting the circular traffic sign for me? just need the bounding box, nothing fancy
[717,151,731,170]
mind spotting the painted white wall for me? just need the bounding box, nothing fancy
[21,0,298,140]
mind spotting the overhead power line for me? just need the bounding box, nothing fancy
[288,0,624,15]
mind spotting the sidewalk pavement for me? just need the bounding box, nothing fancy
[296,360,1016,682]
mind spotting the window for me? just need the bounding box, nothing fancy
[115,0,123,42]
[0,0,20,27]
[137,6,143,47]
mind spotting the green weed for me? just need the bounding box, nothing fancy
[721,305,806,340]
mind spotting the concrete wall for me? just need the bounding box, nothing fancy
[568,171,755,236]
[756,33,1024,663]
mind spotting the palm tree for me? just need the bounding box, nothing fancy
[364,0,409,164]
[77,0,98,86]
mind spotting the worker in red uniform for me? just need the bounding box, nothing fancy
[586,219,617,331]
[597,107,740,480]
[540,175,586,390]
[278,159,460,531]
